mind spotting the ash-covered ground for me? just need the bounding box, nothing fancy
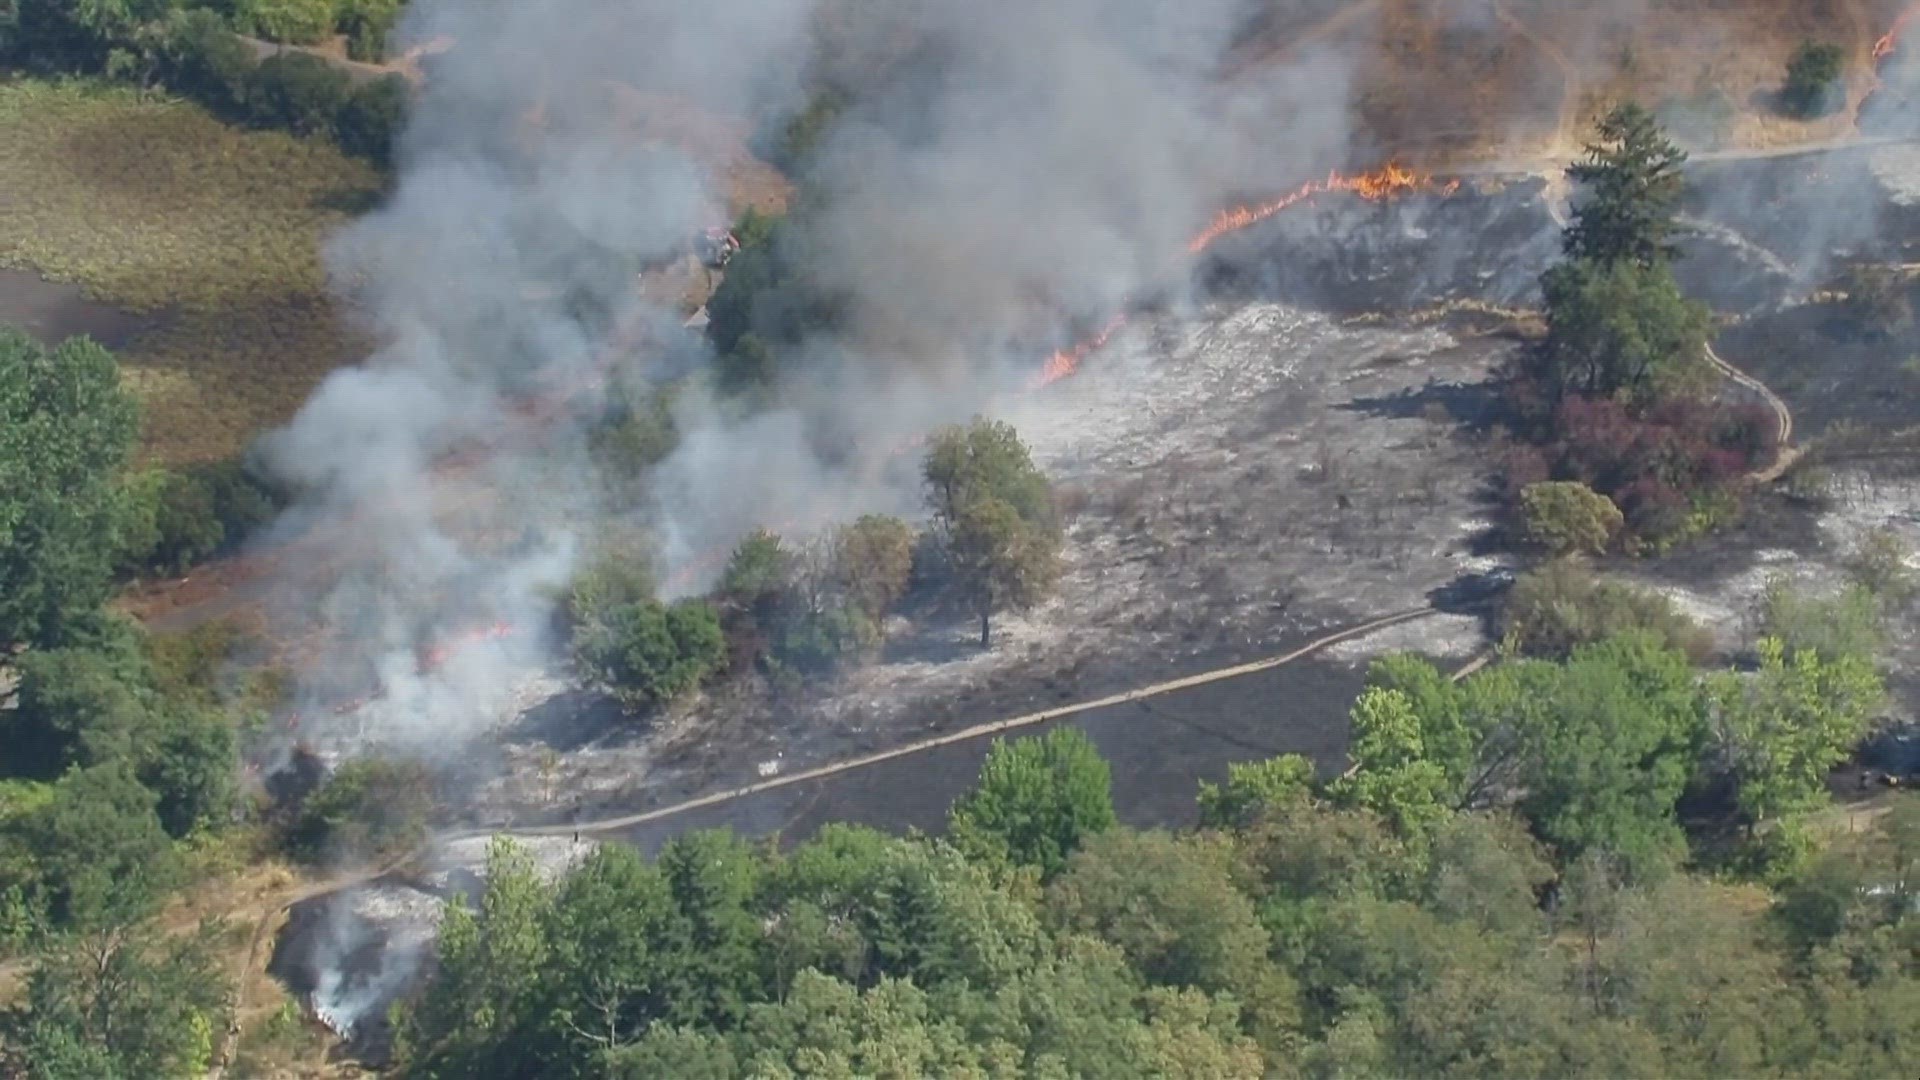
[275,145,1920,1052]
[460,300,1514,830]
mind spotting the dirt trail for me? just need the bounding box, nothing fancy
[1706,340,1800,482]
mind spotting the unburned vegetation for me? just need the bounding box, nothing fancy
[0,78,380,463]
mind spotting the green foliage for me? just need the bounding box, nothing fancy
[333,72,408,168]
[1563,103,1689,269]
[1757,577,1885,663]
[924,419,1061,646]
[0,919,231,1078]
[1329,688,1457,842]
[160,8,256,102]
[924,417,1058,531]
[1508,635,1703,876]
[1706,637,1884,828]
[563,551,656,634]
[828,514,916,622]
[1501,561,1712,661]
[5,619,236,841]
[286,758,433,864]
[1518,480,1623,557]
[1846,525,1915,605]
[950,728,1117,878]
[6,763,180,931]
[1198,753,1316,830]
[0,330,139,651]
[231,0,336,44]
[573,599,726,711]
[1049,829,1300,1050]
[1534,257,1712,405]
[718,528,793,608]
[1781,41,1846,119]
[772,603,875,673]
[335,0,400,61]
[702,211,845,391]
[242,49,351,135]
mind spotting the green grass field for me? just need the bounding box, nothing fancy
[0,78,382,463]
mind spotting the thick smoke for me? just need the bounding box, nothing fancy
[255,0,1365,755]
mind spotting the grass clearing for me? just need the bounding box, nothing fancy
[0,77,381,463]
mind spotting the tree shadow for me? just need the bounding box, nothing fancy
[1336,376,1507,435]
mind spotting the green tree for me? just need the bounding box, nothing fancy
[1534,257,1712,405]
[1047,829,1301,1050]
[1500,561,1711,660]
[335,73,409,168]
[1329,687,1457,842]
[0,919,230,1079]
[285,758,433,864]
[828,514,916,622]
[397,840,557,1079]
[945,495,1061,647]
[718,527,793,615]
[1705,637,1884,830]
[1563,103,1689,269]
[0,330,139,652]
[11,763,178,931]
[1514,635,1703,876]
[1197,753,1316,830]
[1757,578,1885,663]
[950,728,1116,879]
[1518,480,1623,558]
[242,50,350,136]
[538,844,685,1066]
[573,599,725,711]
[923,417,1057,531]
[1781,42,1846,118]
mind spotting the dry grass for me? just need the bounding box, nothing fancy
[0,78,380,464]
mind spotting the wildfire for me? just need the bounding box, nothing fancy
[1187,163,1458,254]
[1033,314,1130,388]
[1876,4,1919,60]
[418,620,515,672]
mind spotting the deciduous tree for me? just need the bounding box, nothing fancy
[0,330,139,652]
[950,728,1116,879]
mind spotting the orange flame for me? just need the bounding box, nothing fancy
[1187,163,1459,255]
[1033,314,1130,388]
[1877,4,1919,60]
[419,619,515,672]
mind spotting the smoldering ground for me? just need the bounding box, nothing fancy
[244,0,1373,761]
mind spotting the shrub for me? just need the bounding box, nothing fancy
[286,758,434,864]
[1756,578,1884,663]
[1518,481,1623,557]
[1781,42,1846,119]
[334,0,400,62]
[242,50,350,135]
[829,514,915,621]
[1501,561,1713,661]
[773,605,876,673]
[574,600,726,711]
[564,553,656,634]
[333,72,407,168]
[1845,526,1915,606]
[1835,263,1914,341]
[232,0,338,45]
[161,9,257,106]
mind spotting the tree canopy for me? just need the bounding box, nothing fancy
[1562,102,1689,269]
[0,330,139,652]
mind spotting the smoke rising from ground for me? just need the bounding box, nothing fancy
[254,0,1367,756]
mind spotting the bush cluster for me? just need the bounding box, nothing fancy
[118,457,285,577]
[6,3,408,166]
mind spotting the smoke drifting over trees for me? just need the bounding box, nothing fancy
[251,0,1365,757]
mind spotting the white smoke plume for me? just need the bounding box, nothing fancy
[251,0,1366,756]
